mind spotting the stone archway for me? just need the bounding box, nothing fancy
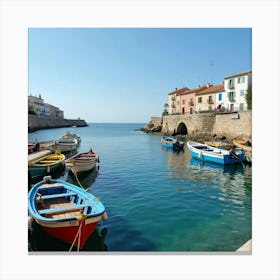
[177,122,188,135]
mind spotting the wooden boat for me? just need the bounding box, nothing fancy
[62,131,81,144]
[204,141,234,150]
[28,151,65,179]
[65,149,100,174]
[28,176,108,249]
[233,139,252,152]
[187,141,245,165]
[48,137,78,153]
[28,140,54,154]
[161,136,184,150]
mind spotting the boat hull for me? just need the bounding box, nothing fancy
[187,141,244,165]
[161,137,184,150]
[66,161,97,174]
[29,162,64,178]
[37,215,104,248]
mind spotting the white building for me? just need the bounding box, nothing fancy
[28,94,64,117]
[223,71,252,112]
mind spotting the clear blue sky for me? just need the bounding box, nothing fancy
[28,28,251,123]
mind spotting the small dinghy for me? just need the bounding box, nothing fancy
[161,136,184,150]
[187,141,245,165]
[28,176,108,249]
[65,149,100,174]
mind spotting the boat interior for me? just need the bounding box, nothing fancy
[36,183,92,219]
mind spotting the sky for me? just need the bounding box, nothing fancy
[28,28,251,123]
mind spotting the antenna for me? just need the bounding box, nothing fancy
[210,60,214,84]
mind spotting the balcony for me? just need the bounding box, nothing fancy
[171,95,176,101]
[171,103,176,108]
[189,100,194,106]
[207,100,214,104]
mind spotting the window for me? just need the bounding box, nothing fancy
[237,76,245,83]
[228,91,235,102]
[228,79,235,89]
[240,90,245,96]
[239,103,244,111]
[198,97,202,103]
[182,99,185,105]
[177,100,180,105]
[218,93,222,101]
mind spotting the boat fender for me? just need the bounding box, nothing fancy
[47,166,50,173]
[102,212,108,221]
[43,175,52,183]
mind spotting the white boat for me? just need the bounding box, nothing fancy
[187,141,245,165]
[48,137,78,153]
[65,149,100,174]
[62,131,81,144]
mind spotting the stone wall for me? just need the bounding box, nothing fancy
[28,115,88,132]
[159,110,251,140]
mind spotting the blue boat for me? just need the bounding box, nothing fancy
[187,141,245,165]
[161,136,184,150]
[28,176,108,249]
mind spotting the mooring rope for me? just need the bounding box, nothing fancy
[69,211,87,252]
[72,161,84,189]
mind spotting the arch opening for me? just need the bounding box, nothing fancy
[177,122,188,135]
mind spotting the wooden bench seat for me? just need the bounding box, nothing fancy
[39,203,90,215]
[36,191,76,200]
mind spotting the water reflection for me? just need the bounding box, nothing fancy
[65,167,99,189]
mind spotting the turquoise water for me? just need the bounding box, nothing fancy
[28,123,252,252]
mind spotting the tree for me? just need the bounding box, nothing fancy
[28,104,36,115]
[162,103,169,117]
[245,87,252,110]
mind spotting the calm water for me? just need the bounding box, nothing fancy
[28,123,252,252]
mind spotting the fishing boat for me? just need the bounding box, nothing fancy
[65,149,100,174]
[204,141,234,150]
[28,151,65,179]
[161,136,184,150]
[233,139,252,152]
[187,141,245,165]
[28,140,55,154]
[28,176,108,249]
[48,137,78,153]
[62,131,81,144]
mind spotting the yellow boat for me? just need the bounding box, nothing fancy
[204,141,234,150]
[28,152,65,179]
[232,139,252,152]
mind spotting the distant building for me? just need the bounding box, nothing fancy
[168,87,189,115]
[196,83,224,112]
[28,94,64,118]
[223,71,252,112]
[167,70,252,115]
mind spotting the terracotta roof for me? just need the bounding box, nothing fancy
[168,87,190,95]
[224,70,252,79]
[182,84,212,95]
[196,83,224,95]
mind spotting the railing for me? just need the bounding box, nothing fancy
[207,100,214,104]
[189,101,194,106]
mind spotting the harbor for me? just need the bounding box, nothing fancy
[28,123,252,252]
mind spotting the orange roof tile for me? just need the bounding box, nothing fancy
[196,83,224,95]
[168,87,190,95]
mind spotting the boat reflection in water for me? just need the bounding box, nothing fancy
[185,158,251,204]
[66,166,99,189]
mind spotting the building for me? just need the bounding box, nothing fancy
[195,83,224,112]
[168,87,189,115]
[28,94,64,118]
[223,71,252,112]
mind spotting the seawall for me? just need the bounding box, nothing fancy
[146,111,252,140]
[28,115,88,132]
